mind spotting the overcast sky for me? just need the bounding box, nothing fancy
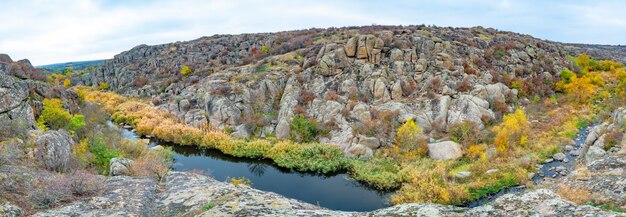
[1,0,625,65]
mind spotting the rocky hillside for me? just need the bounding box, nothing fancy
[74,25,622,157]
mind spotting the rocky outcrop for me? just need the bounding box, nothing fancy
[34,130,74,172]
[33,175,158,216]
[73,25,622,156]
[32,171,623,216]
[0,73,35,129]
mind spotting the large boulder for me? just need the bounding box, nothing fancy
[427,141,462,160]
[35,130,74,172]
[109,158,134,176]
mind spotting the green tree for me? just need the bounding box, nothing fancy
[38,98,72,130]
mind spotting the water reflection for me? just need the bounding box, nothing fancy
[109,123,391,212]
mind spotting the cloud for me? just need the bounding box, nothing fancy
[0,0,624,65]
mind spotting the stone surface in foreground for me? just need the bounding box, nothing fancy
[30,172,624,217]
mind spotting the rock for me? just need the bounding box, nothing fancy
[553,152,566,161]
[150,145,164,150]
[585,146,606,164]
[347,144,373,158]
[179,99,191,112]
[230,124,252,138]
[564,145,574,151]
[358,135,381,149]
[344,36,358,57]
[391,81,403,100]
[390,49,404,61]
[455,171,471,178]
[33,176,158,216]
[0,201,22,217]
[427,141,462,160]
[555,166,566,173]
[466,189,620,216]
[446,95,494,129]
[545,158,554,163]
[485,169,499,174]
[275,119,291,139]
[373,78,390,101]
[35,130,74,172]
[570,150,580,156]
[109,158,134,176]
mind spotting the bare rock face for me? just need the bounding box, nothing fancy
[35,130,74,172]
[0,201,22,217]
[428,141,462,160]
[31,172,622,216]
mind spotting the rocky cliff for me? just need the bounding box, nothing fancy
[74,25,622,157]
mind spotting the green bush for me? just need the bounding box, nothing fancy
[290,115,319,143]
[67,114,86,133]
[350,158,402,189]
[88,136,120,173]
[38,98,72,130]
[268,141,349,173]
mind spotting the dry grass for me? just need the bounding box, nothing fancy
[555,184,596,204]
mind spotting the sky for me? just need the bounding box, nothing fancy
[1,0,625,65]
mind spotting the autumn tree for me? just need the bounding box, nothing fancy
[563,75,596,103]
[493,109,528,154]
[390,118,426,160]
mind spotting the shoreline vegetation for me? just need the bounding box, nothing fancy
[71,54,626,206]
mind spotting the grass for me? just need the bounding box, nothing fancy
[74,86,349,174]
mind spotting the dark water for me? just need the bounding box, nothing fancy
[464,126,592,208]
[110,122,391,211]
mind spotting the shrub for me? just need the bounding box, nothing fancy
[87,136,120,173]
[298,90,316,105]
[66,115,86,134]
[67,170,105,196]
[290,115,319,143]
[350,158,401,189]
[98,82,109,90]
[267,141,348,173]
[465,144,487,161]
[563,75,596,103]
[180,65,193,76]
[228,177,252,186]
[63,79,71,87]
[492,109,528,154]
[390,118,426,160]
[603,130,623,151]
[448,121,480,147]
[38,98,72,130]
[128,148,172,180]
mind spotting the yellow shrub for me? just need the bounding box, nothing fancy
[98,82,109,90]
[390,119,426,160]
[493,109,528,154]
[180,65,193,76]
[466,144,487,162]
[63,79,71,87]
[563,75,596,103]
[391,160,468,205]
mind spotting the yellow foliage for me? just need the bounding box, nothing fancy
[389,119,426,160]
[229,177,252,186]
[492,109,528,154]
[98,82,109,90]
[63,79,71,87]
[391,160,468,205]
[180,65,193,76]
[466,144,487,162]
[563,75,596,103]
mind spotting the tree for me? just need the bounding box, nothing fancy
[493,109,528,154]
[38,98,72,130]
[391,118,426,159]
[180,65,193,76]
